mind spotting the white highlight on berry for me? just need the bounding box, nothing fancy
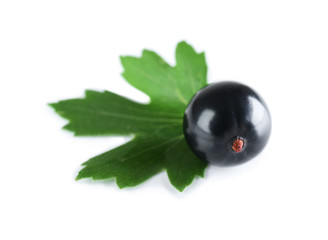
[197,109,215,133]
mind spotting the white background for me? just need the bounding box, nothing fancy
[1,0,328,239]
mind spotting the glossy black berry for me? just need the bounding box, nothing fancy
[183,81,271,166]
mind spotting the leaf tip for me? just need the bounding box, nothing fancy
[175,185,187,192]
[48,102,58,109]
[141,49,153,56]
[116,181,127,190]
[75,167,88,181]
[198,163,208,178]
[176,40,205,57]
[177,40,188,46]
[168,176,190,192]
[177,40,193,50]
[75,174,82,181]
[119,55,126,62]
[119,55,130,68]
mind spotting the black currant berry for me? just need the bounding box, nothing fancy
[183,81,271,166]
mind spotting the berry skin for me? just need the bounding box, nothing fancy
[183,81,271,166]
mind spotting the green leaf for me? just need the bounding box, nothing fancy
[50,41,208,191]
[50,90,181,136]
[120,41,207,113]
